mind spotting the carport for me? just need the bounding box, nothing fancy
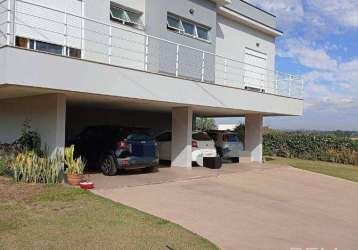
[0,85,264,168]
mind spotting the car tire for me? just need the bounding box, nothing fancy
[101,154,118,176]
[144,166,157,173]
[231,157,240,163]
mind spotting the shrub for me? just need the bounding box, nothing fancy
[16,120,43,155]
[263,132,358,165]
[10,151,63,184]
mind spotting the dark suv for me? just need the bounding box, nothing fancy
[69,126,159,175]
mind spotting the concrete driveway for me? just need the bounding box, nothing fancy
[92,164,358,250]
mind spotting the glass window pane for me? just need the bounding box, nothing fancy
[167,15,181,30]
[182,21,195,35]
[111,6,129,22]
[126,10,141,24]
[197,26,209,40]
[36,41,63,55]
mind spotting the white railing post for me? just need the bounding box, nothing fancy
[201,51,205,82]
[63,8,67,56]
[108,24,112,64]
[224,59,227,84]
[175,44,179,77]
[275,72,279,95]
[11,0,15,45]
[288,75,292,97]
[301,78,304,99]
[6,0,11,45]
[81,0,85,59]
[144,35,149,71]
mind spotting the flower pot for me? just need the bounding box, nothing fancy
[66,173,83,186]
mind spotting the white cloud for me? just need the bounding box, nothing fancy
[308,0,358,28]
[281,39,338,71]
[248,0,304,29]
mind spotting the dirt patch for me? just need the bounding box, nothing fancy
[0,176,44,204]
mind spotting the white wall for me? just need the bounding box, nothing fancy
[171,107,193,168]
[15,0,83,48]
[0,94,66,155]
[245,114,263,162]
[0,47,304,116]
[215,14,276,92]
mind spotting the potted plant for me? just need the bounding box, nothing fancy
[64,145,86,186]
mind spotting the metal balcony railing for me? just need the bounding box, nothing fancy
[0,0,304,99]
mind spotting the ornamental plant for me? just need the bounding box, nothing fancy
[64,145,86,175]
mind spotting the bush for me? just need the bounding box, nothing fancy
[10,151,63,184]
[16,120,43,155]
[263,132,358,165]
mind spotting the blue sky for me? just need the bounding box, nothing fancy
[217,0,358,131]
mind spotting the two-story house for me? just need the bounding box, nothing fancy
[0,0,303,167]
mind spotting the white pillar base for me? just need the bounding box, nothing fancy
[245,114,263,162]
[171,107,193,168]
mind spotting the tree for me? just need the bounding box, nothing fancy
[196,117,217,131]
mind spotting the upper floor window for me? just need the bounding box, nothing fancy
[167,13,210,42]
[110,3,143,29]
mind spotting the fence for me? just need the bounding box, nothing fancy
[0,0,304,99]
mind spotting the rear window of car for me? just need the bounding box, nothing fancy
[127,133,151,141]
[224,134,239,142]
[192,132,211,141]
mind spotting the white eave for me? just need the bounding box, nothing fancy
[218,6,283,37]
[209,0,232,7]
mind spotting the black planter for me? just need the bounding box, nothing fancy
[203,156,222,169]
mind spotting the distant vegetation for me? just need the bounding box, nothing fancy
[234,125,358,166]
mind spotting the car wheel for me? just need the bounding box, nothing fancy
[144,166,157,173]
[101,155,118,176]
[231,157,240,163]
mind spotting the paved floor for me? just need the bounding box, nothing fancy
[92,164,358,250]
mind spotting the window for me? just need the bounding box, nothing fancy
[67,47,82,58]
[15,36,81,59]
[36,41,63,55]
[110,3,143,28]
[166,13,210,42]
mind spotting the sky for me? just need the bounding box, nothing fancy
[216,0,358,131]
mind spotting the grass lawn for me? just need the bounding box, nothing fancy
[265,156,358,183]
[0,177,218,250]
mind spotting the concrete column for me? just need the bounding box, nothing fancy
[0,94,66,157]
[245,114,263,162]
[171,107,193,168]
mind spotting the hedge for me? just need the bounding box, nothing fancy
[263,132,358,165]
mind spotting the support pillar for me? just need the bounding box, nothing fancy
[171,107,193,168]
[245,114,263,162]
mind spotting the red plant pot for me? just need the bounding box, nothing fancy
[80,182,95,190]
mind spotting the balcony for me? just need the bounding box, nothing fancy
[0,0,304,100]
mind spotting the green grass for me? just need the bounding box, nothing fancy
[0,177,218,250]
[265,156,358,183]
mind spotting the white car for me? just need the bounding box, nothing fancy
[155,131,217,166]
[207,131,243,163]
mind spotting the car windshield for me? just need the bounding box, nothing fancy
[192,132,211,141]
[127,133,151,141]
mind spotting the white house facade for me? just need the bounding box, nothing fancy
[0,0,304,167]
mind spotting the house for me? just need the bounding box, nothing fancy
[0,0,303,167]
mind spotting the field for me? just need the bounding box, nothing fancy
[266,156,358,183]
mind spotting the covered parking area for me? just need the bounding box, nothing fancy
[0,85,264,169]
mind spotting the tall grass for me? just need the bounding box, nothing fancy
[10,151,63,184]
